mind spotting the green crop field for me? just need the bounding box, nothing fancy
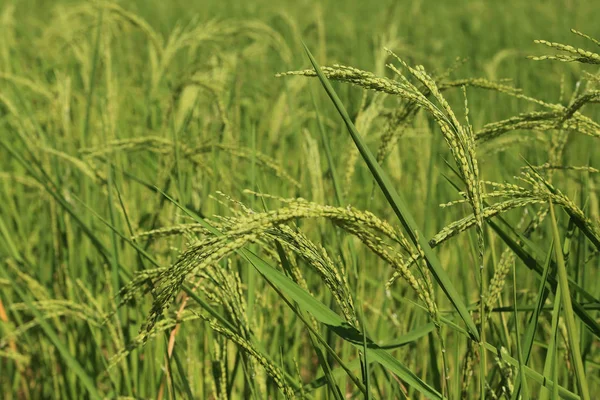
[0,1,598,398]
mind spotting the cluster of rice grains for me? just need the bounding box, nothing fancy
[121,191,439,397]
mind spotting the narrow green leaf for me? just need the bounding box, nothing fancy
[549,203,590,400]
[512,253,530,400]
[512,240,553,400]
[539,279,563,400]
[378,323,437,349]
[359,308,371,400]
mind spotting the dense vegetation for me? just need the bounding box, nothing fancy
[0,1,598,398]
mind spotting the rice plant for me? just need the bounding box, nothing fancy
[1,1,598,399]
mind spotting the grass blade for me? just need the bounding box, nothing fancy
[539,277,563,400]
[511,240,553,399]
[512,254,530,400]
[549,203,590,400]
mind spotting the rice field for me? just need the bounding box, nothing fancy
[0,1,599,398]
